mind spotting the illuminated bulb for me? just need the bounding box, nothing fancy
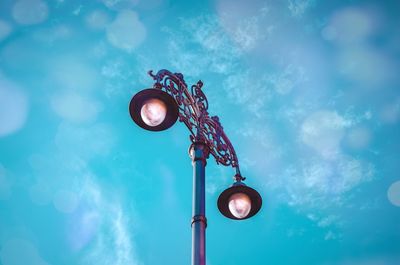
[140,98,167,126]
[228,192,251,219]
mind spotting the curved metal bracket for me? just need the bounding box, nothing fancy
[148,69,243,178]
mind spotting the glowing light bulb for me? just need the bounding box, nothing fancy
[140,98,167,126]
[228,192,251,219]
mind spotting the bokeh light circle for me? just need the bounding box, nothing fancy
[388,181,400,207]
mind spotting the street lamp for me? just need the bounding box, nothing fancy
[129,69,262,265]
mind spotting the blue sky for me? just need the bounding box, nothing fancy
[1,0,400,264]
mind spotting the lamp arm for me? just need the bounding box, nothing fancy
[148,69,243,178]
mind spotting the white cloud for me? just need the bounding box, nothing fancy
[288,0,314,18]
[106,10,146,52]
[100,58,139,98]
[0,238,49,265]
[317,215,338,228]
[77,178,142,265]
[113,208,137,265]
[72,5,83,16]
[216,0,270,51]
[51,91,103,124]
[387,180,400,207]
[0,20,12,41]
[26,152,141,264]
[324,230,337,241]
[102,0,139,10]
[234,120,286,182]
[136,0,164,10]
[301,111,351,159]
[164,15,241,76]
[12,0,49,25]
[214,0,329,86]
[270,63,308,95]
[275,155,374,207]
[206,166,229,195]
[0,77,28,137]
[222,71,271,117]
[229,15,265,51]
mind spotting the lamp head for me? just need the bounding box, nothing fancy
[217,181,262,220]
[129,88,179,131]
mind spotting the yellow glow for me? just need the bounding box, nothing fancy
[228,192,251,219]
[140,98,167,126]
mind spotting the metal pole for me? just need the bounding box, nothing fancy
[190,141,209,265]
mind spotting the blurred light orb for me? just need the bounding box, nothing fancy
[228,192,251,219]
[12,0,49,25]
[0,78,28,137]
[345,127,371,150]
[140,98,167,126]
[388,181,400,207]
[53,190,79,214]
[0,20,12,41]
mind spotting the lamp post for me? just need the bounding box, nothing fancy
[129,69,262,265]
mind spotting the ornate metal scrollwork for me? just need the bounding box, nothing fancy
[148,69,243,177]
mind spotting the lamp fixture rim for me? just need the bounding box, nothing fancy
[129,88,179,131]
[217,182,262,220]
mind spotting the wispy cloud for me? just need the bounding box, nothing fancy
[163,15,242,77]
[215,0,271,47]
[101,0,138,10]
[300,110,351,160]
[222,71,272,118]
[78,178,142,265]
[288,0,315,18]
[27,151,142,264]
[269,155,374,208]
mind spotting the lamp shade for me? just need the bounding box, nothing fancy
[217,182,262,220]
[129,88,179,131]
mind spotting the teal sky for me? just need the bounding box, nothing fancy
[1,0,400,264]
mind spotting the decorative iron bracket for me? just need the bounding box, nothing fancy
[148,69,244,179]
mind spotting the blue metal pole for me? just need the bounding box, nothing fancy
[190,141,208,265]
